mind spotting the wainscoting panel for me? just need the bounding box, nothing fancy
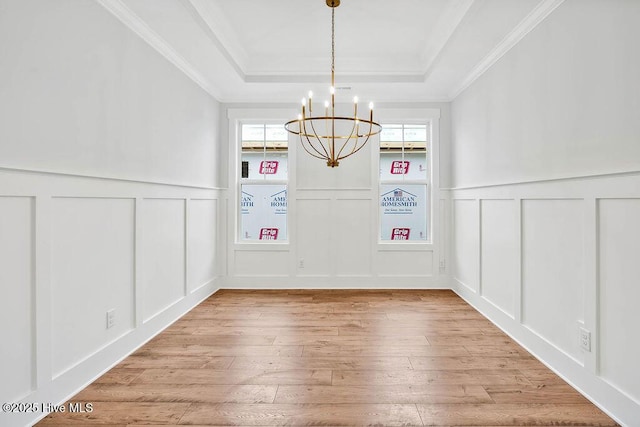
[234,250,290,277]
[480,199,518,317]
[521,198,584,364]
[188,199,218,293]
[377,250,433,277]
[51,197,135,377]
[141,198,186,322]
[453,199,479,292]
[296,199,331,277]
[335,199,372,276]
[0,196,34,402]
[598,198,640,403]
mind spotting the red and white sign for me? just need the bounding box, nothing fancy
[259,228,279,240]
[391,228,410,240]
[259,161,279,174]
[390,161,409,174]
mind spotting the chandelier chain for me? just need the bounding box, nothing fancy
[331,6,335,87]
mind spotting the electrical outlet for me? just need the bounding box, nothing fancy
[439,260,446,272]
[106,309,116,329]
[579,327,591,352]
[298,259,304,268]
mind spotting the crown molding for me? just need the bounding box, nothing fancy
[449,0,566,100]
[94,0,222,100]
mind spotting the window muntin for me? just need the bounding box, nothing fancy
[240,124,288,241]
[379,124,429,242]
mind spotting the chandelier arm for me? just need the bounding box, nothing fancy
[305,135,331,160]
[335,119,360,159]
[301,119,331,159]
[300,134,330,160]
[337,133,372,161]
[307,119,331,158]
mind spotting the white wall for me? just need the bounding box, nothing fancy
[450,0,640,424]
[0,1,222,425]
[224,105,450,288]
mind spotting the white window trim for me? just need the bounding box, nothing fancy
[373,108,440,250]
[228,109,293,248]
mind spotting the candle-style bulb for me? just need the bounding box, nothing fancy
[330,86,335,95]
[308,91,313,99]
[301,97,306,106]
[297,114,302,121]
[324,100,329,108]
[353,96,359,104]
[369,102,374,110]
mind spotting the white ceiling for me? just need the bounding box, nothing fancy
[98,0,564,103]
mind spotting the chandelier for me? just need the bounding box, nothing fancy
[284,0,382,168]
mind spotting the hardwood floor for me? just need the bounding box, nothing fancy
[38,290,618,426]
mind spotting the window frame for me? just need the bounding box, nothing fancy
[374,110,439,250]
[234,117,291,246]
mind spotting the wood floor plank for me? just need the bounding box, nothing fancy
[464,344,531,357]
[74,384,278,404]
[424,334,521,346]
[302,344,469,357]
[332,369,533,387]
[410,356,545,371]
[148,334,276,347]
[259,311,389,320]
[132,368,332,385]
[179,403,424,426]
[117,355,233,369]
[134,344,303,357]
[416,403,619,426]
[192,326,339,336]
[228,356,413,371]
[187,318,363,327]
[484,384,591,404]
[274,384,493,404]
[339,326,486,336]
[273,334,430,346]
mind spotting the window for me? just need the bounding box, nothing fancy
[240,124,288,241]
[379,124,429,241]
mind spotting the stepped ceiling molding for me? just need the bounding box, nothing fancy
[96,0,564,103]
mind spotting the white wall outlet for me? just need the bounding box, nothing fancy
[298,259,304,268]
[439,259,446,272]
[579,327,591,352]
[106,309,116,329]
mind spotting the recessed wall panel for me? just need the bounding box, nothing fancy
[51,198,135,376]
[188,199,217,291]
[297,199,331,276]
[234,251,289,277]
[481,200,518,316]
[0,197,33,401]
[599,199,640,402]
[453,199,479,292]
[378,251,433,277]
[522,199,583,363]
[142,199,185,322]
[335,199,372,276]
